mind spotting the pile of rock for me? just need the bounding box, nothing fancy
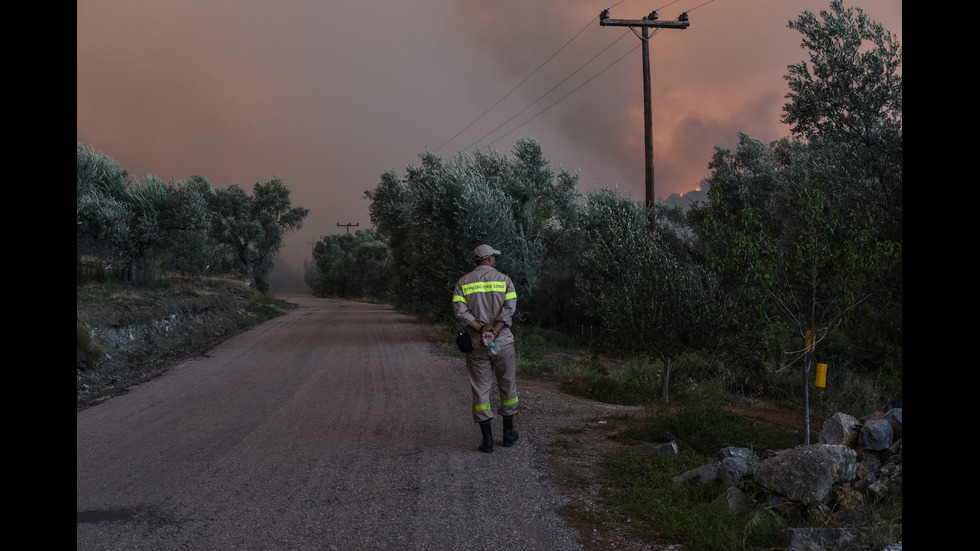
[666,408,902,550]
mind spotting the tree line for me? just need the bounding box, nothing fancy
[308,1,901,405]
[76,145,309,291]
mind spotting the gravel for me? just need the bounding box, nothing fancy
[77,296,594,550]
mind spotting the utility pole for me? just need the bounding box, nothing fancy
[600,9,690,229]
[337,222,359,234]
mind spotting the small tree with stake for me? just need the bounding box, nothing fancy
[700,0,901,441]
[703,147,899,442]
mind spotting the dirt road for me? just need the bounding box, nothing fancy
[77,296,583,550]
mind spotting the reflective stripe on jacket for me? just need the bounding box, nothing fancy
[452,265,517,348]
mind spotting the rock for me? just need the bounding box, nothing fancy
[868,477,891,498]
[754,445,857,505]
[885,407,902,439]
[719,446,757,464]
[672,462,719,485]
[818,412,860,446]
[668,406,902,549]
[855,449,881,480]
[718,456,751,488]
[858,418,894,451]
[673,445,759,488]
[715,486,748,510]
[882,437,902,462]
[784,526,901,551]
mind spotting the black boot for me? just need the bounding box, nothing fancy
[503,415,519,447]
[478,419,493,453]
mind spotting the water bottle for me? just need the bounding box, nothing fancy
[483,334,499,355]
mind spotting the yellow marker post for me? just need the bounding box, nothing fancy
[815,363,827,389]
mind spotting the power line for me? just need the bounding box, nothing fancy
[487,41,641,150]
[478,1,720,155]
[434,1,637,155]
[460,29,633,152]
[441,2,721,159]
[434,21,592,154]
[334,4,718,244]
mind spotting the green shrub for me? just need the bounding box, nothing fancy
[604,451,784,550]
[614,404,800,455]
[76,323,105,371]
[239,292,289,326]
[558,376,658,406]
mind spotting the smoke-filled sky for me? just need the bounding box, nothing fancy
[77,0,902,293]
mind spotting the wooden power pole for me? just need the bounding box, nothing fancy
[337,222,359,234]
[600,9,690,229]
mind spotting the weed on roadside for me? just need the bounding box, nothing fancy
[604,450,784,550]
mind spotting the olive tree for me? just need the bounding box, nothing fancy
[365,138,581,321]
[168,174,229,276]
[77,142,132,265]
[695,1,902,429]
[577,188,721,402]
[312,229,391,300]
[77,143,212,284]
[498,138,581,300]
[313,233,358,298]
[402,150,514,317]
[703,140,899,440]
[783,0,902,241]
[208,178,310,290]
[349,233,393,301]
[364,169,413,306]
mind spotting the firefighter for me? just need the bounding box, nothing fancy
[452,244,519,453]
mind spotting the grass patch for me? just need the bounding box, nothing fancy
[563,504,614,527]
[558,376,658,406]
[603,451,784,550]
[556,426,586,435]
[598,405,801,550]
[556,469,591,490]
[550,436,582,456]
[519,349,728,408]
[613,403,800,454]
[248,292,290,312]
[591,403,901,550]
[235,294,290,329]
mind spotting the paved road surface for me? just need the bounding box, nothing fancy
[77,296,582,550]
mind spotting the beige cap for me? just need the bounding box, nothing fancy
[473,244,501,260]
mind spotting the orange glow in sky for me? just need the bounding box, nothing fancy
[77,0,902,292]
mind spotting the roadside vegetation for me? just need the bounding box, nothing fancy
[242,292,293,326]
[508,326,901,551]
[76,274,291,408]
[77,147,309,292]
[79,2,900,549]
[314,0,902,421]
[314,5,902,546]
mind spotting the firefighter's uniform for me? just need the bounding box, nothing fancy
[452,245,519,452]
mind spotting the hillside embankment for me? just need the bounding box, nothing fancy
[76,277,267,408]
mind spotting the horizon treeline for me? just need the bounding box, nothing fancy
[76,142,309,291]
